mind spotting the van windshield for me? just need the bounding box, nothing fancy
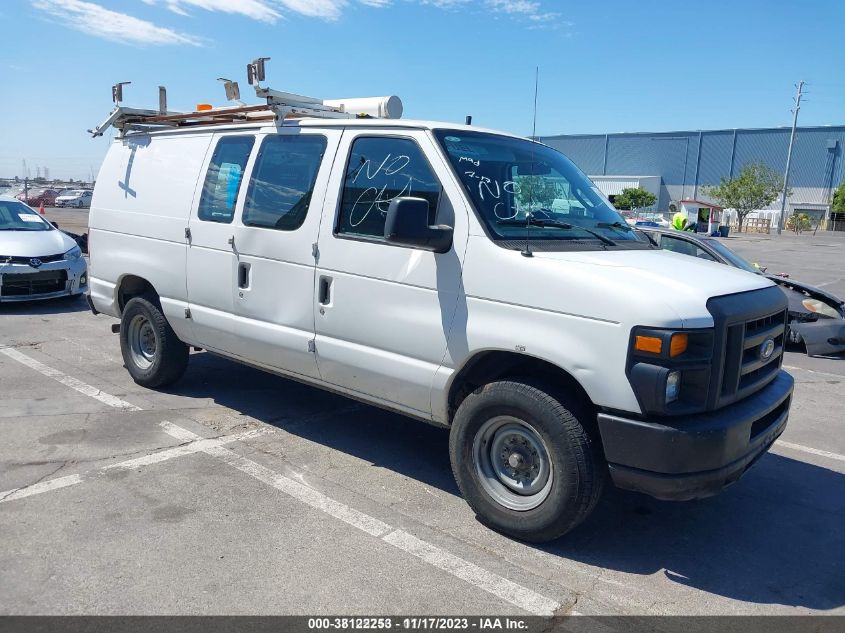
[434,130,645,247]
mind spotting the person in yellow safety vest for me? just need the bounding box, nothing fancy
[672,210,688,231]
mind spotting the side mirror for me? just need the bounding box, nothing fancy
[50,221,59,229]
[384,197,453,253]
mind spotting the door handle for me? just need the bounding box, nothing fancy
[238,262,251,289]
[227,235,235,248]
[318,276,332,306]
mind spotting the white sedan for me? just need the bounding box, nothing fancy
[0,196,87,302]
[55,190,93,208]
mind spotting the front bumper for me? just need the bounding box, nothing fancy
[598,369,793,501]
[0,259,88,302]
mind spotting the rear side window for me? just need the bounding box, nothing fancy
[198,136,255,223]
[337,137,441,239]
[243,135,327,231]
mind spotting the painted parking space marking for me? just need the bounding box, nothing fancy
[783,364,844,380]
[0,474,83,504]
[203,443,393,537]
[0,346,141,411]
[774,440,845,464]
[160,423,561,616]
[382,529,561,616]
[0,422,264,505]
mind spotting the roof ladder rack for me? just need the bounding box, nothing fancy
[89,58,402,138]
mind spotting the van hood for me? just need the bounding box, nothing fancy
[531,248,774,327]
[0,229,77,257]
[464,236,775,330]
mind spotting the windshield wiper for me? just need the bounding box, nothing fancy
[598,221,658,247]
[497,217,617,246]
[597,221,631,232]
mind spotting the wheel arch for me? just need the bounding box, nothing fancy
[446,350,596,425]
[116,274,159,314]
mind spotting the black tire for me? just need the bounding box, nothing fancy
[449,379,606,543]
[119,295,188,388]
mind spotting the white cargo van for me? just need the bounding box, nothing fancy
[87,79,793,541]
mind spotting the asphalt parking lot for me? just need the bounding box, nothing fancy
[1,214,843,616]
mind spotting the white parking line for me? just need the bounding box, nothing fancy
[783,365,844,380]
[0,347,141,411]
[0,474,83,503]
[204,443,393,537]
[160,423,561,616]
[382,529,561,616]
[0,422,264,505]
[775,440,845,463]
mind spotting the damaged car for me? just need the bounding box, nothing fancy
[642,227,845,357]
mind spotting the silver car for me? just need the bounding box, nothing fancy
[0,196,87,302]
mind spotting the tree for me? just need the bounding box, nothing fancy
[704,162,784,233]
[613,187,656,211]
[833,181,845,214]
[515,175,560,210]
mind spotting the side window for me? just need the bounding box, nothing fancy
[243,135,327,231]
[661,235,697,257]
[337,137,441,239]
[695,247,717,262]
[198,136,255,223]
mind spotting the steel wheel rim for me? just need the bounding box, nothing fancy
[127,314,157,370]
[472,416,553,511]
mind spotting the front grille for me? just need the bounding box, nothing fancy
[707,286,788,409]
[0,270,68,297]
[1,253,66,265]
[720,311,786,400]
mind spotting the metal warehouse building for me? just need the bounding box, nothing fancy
[539,125,845,229]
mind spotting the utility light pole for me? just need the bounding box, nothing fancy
[777,80,804,235]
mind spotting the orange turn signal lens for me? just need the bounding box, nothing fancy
[634,335,662,354]
[196,103,213,111]
[670,333,689,357]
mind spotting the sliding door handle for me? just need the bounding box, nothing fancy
[238,262,251,289]
[318,276,332,306]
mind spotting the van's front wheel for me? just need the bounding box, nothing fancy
[120,296,188,388]
[449,379,605,543]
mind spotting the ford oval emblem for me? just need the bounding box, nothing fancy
[759,337,775,361]
[29,258,43,268]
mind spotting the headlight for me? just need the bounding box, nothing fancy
[64,245,82,261]
[802,298,841,319]
[627,327,714,415]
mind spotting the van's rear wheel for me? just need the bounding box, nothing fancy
[449,379,605,543]
[120,296,188,388]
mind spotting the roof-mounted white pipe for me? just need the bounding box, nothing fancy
[324,96,403,119]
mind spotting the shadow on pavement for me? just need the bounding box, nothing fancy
[170,351,844,610]
[0,294,89,315]
[170,351,458,495]
[545,452,845,610]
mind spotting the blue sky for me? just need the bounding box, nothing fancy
[1,0,843,180]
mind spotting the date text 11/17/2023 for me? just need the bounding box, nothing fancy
[307,617,532,630]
